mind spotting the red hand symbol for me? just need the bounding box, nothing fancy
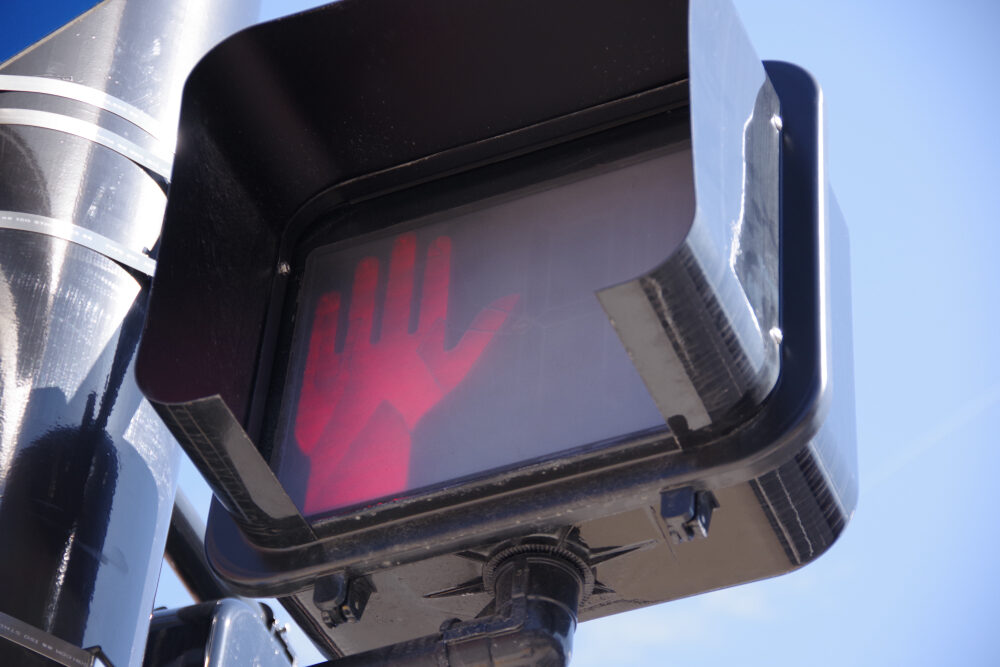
[294,233,518,514]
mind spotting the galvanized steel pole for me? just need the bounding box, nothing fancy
[0,1,258,665]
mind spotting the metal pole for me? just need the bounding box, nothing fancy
[0,1,258,665]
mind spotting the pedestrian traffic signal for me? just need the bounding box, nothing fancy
[137,0,856,657]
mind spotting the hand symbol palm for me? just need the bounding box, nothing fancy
[294,234,517,514]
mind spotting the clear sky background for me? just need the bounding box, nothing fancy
[151,1,1000,665]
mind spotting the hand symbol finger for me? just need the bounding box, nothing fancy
[295,291,342,454]
[422,293,518,391]
[418,236,451,333]
[345,257,378,351]
[382,233,417,335]
[303,291,341,385]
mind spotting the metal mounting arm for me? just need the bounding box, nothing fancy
[316,551,585,667]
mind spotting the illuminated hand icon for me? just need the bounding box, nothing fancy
[294,233,518,514]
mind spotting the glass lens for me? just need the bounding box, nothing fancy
[276,144,694,516]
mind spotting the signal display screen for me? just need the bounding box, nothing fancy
[275,144,695,516]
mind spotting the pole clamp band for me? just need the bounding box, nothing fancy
[0,210,156,276]
[0,609,113,667]
[0,108,172,183]
[0,73,168,142]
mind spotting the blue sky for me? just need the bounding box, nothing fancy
[58,0,997,664]
[0,1,103,62]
